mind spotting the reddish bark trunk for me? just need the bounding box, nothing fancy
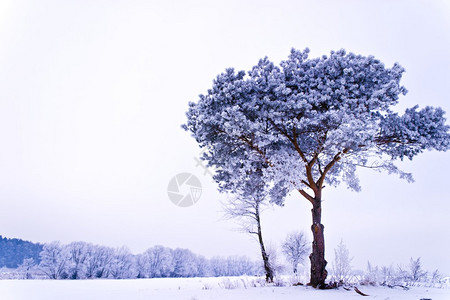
[308,198,328,288]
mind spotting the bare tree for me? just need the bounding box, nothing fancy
[171,248,198,278]
[38,241,70,279]
[67,241,89,279]
[282,231,309,274]
[141,245,175,278]
[18,258,36,279]
[108,246,135,279]
[196,255,211,277]
[223,170,274,282]
[84,245,114,279]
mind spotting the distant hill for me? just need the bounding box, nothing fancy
[0,235,43,268]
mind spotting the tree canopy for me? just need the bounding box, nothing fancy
[184,48,450,204]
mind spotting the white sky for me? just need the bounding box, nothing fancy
[0,0,449,274]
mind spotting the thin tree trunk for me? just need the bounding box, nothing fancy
[256,206,274,282]
[308,195,328,288]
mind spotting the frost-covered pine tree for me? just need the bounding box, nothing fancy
[184,48,450,288]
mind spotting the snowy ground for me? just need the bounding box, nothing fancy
[0,277,449,300]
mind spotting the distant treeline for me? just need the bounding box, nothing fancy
[35,241,262,279]
[0,236,262,279]
[0,235,43,268]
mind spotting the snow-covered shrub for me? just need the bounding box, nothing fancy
[361,261,380,286]
[330,240,353,285]
[273,276,288,287]
[427,269,444,288]
[248,277,268,287]
[360,258,445,288]
[220,278,240,289]
[202,283,214,290]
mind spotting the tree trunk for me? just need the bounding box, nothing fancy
[308,197,328,288]
[258,230,274,282]
[256,207,274,282]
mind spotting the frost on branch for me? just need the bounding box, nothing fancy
[378,106,450,160]
[184,48,450,204]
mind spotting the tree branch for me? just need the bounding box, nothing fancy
[292,127,308,163]
[374,135,418,146]
[238,135,274,167]
[268,119,309,164]
[298,188,314,205]
[301,180,312,189]
[317,148,349,188]
[317,157,324,176]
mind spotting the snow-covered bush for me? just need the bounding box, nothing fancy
[360,258,446,288]
[330,240,353,285]
[219,278,240,289]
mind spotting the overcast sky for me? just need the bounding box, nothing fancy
[0,0,449,275]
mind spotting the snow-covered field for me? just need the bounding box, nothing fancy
[0,277,449,300]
